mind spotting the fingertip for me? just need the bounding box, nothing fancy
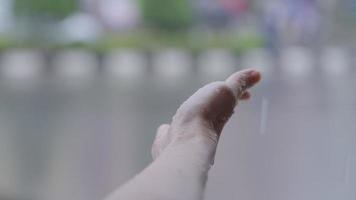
[225,69,261,100]
[249,70,262,85]
[225,68,261,85]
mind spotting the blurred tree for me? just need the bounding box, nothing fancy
[12,0,78,43]
[139,0,193,30]
[13,0,77,20]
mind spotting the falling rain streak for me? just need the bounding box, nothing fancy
[344,153,352,186]
[260,97,269,135]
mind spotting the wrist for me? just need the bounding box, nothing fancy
[164,133,217,170]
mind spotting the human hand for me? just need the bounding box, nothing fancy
[106,69,261,200]
[151,69,261,166]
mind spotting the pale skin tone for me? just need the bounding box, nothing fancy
[105,69,262,200]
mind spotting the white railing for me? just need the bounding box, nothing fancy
[0,47,354,87]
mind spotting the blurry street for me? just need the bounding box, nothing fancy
[0,47,355,200]
[1,0,356,199]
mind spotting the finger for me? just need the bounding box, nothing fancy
[239,91,251,100]
[156,124,170,140]
[157,124,171,149]
[151,124,170,160]
[225,69,261,100]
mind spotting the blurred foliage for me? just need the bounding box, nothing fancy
[139,0,193,30]
[13,0,77,20]
[0,36,13,51]
[96,31,263,54]
[0,31,263,54]
[340,0,356,22]
[333,0,356,41]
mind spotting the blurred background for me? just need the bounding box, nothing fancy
[0,0,356,200]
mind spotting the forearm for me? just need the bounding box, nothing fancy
[106,136,214,200]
